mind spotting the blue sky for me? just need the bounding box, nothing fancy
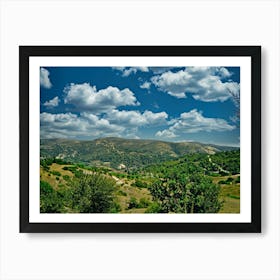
[40,66,240,146]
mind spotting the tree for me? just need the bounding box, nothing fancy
[40,181,63,213]
[70,174,116,213]
[149,173,222,213]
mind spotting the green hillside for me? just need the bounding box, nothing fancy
[40,137,237,169]
[40,149,240,214]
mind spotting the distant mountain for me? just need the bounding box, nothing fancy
[40,137,238,169]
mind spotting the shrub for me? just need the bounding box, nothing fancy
[138,198,151,208]
[70,174,115,213]
[63,166,77,173]
[145,202,161,213]
[51,171,61,176]
[73,170,83,178]
[40,181,62,213]
[218,180,226,184]
[117,190,127,196]
[226,177,234,183]
[63,175,70,181]
[110,202,122,213]
[132,180,148,188]
[127,197,139,209]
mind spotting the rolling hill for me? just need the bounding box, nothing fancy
[40,137,238,169]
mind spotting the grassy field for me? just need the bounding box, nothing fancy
[212,175,240,213]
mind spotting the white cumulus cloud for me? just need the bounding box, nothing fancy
[113,67,149,77]
[155,130,177,138]
[151,67,239,102]
[40,67,52,89]
[43,96,60,108]
[40,112,124,139]
[64,83,139,113]
[155,109,235,139]
[140,81,151,90]
[106,109,168,127]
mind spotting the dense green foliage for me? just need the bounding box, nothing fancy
[149,174,222,213]
[40,174,118,213]
[40,181,63,213]
[143,150,240,178]
[70,174,116,213]
[140,150,239,213]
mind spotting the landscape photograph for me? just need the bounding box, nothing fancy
[40,66,240,214]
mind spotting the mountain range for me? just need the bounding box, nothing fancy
[40,137,238,169]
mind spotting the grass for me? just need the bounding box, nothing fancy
[115,182,152,213]
[214,175,240,213]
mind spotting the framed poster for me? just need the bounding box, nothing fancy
[19,46,261,233]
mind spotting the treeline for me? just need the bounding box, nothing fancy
[142,150,240,178]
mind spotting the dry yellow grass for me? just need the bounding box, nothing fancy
[40,163,74,190]
[114,180,152,213]
[215,175,240,213]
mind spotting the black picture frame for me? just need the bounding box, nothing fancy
[20,46,261,233]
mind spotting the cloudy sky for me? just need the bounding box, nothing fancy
[40,66,240,146]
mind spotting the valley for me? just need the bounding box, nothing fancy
[40,138,240,214]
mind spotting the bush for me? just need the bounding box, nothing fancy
[110,202,122,213]
[54,158,69,165]
[235,176,240,183]
[138,198,151,208]
[63,166,77,173]
[218,180,226,184]
[70,174,116,213]
[218,178,235,185]
[63,175,70,181]
[127,197,139,209]
[52,171,61,176]
[132,180,148,188]
[117,190,127,196]
[226,177,234,183]
[40,181,62,213]
[145,202,161,213]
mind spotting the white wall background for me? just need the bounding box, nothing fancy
[0,0,279,279]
